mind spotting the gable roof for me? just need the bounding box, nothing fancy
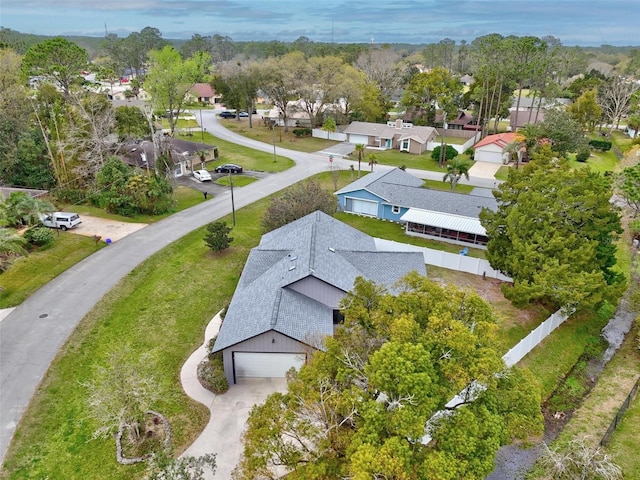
[190,83,216,98]
[213,211,425,352]
[344,121,436,143]
[336,168,497,218]
[473,132,522,150]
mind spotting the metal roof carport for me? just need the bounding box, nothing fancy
[400,208,487,235]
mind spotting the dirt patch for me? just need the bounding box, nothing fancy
[71,215,147,242]
[427,265,542,327]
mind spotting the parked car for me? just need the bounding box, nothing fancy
[238,111,249,117]
[218,111,236,119]
[40,212,82,231]
[193,169,212,182]
[215,163,243,174]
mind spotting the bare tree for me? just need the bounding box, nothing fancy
[599,76,639,132]
[354,47,406,99]
[83,348,162,447]
[539,437,623,480]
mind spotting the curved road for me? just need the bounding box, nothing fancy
[0,111,498,461]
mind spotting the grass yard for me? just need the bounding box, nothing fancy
[0,234,104,308]
[351,147,447,173]
[423,179,475,193]
[175,131,295,172]
[215,175,257,187]
[158,118,199,129]
[0,201,268,480]
[605,377,640,480]
[221,119,341,153]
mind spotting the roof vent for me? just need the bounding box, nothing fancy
[288,265,296,271]
[290,255,298,261]
[328,247,335,253]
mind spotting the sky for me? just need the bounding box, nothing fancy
[1,0,639,47]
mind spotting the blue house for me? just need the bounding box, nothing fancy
[335,168,497,248]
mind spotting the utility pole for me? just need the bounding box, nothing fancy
[229,170,236,226]
[272,121,277,162]
[199,109,204,142]
[439,111,447,168]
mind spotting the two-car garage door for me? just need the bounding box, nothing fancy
[233,352,306,379]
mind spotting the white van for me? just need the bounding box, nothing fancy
[40,212,82,231]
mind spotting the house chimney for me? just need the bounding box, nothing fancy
[395,118,403,129]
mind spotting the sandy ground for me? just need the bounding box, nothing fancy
[71,215,147,242]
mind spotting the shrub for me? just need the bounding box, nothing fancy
[431,145,458,163]
[197,358,228,394]
[204,221,233,252]
[24,227,55,247]
[292,128,312,137]
[588,139,612,151]
[575,146,591,162]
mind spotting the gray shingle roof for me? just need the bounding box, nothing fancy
[337,168,497,218]
[213,211,425,352]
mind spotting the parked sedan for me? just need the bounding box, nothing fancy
[214,163,243,174]
[218,111,236,119]
[238,111,249,117]
[193,169,212,182]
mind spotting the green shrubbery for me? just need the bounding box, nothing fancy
[198,338,228,394]
[588,139,612,151]
[24,227,55,247]
[292,128,312,137]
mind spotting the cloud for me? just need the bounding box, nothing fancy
[2,0,638,46]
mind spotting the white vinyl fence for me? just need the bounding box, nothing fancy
[312,129,347,141]
[502,309,570,367]
[374,238,512,281]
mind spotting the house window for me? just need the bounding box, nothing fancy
[401,139,409,151]
[392,205,400,214]
[333,310,345,325]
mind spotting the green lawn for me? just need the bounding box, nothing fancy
[158,118,199,129]
[215,175,257,187]
[221,120,341,153]
[423,179,475,193]
[175,131,295,172]
[352,148,447,173]
[0,234,104,308]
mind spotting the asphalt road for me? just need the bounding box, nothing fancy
[0,111,499,462]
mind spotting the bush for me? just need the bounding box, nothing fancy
[292,128,312,137]
[575,146,591,162]
[24,227,55,247]
[204,221,233,252]
[197,358,228,394]
[431,145,458,163]
[588,139,612,151]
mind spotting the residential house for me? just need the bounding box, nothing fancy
[336,168,497,247]
[343,120,437,154]
[212,211,426,384]
[460,74,474,87]
[508,97,571,129]
[122,137,216,177]
[473,132,524,164]
[187,83,222,105]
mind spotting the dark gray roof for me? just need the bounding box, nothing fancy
[336,168,497,218]
[213,211,425,352]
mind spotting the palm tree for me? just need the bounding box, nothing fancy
[443,157,472,191]
[0,228,28,272]
[503,134,526,169]
[4,192,54,228]
[367,153,378,172]
[354,144,365,178]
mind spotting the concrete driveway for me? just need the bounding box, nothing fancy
[182,378,287,479]
[71,215,147,242]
